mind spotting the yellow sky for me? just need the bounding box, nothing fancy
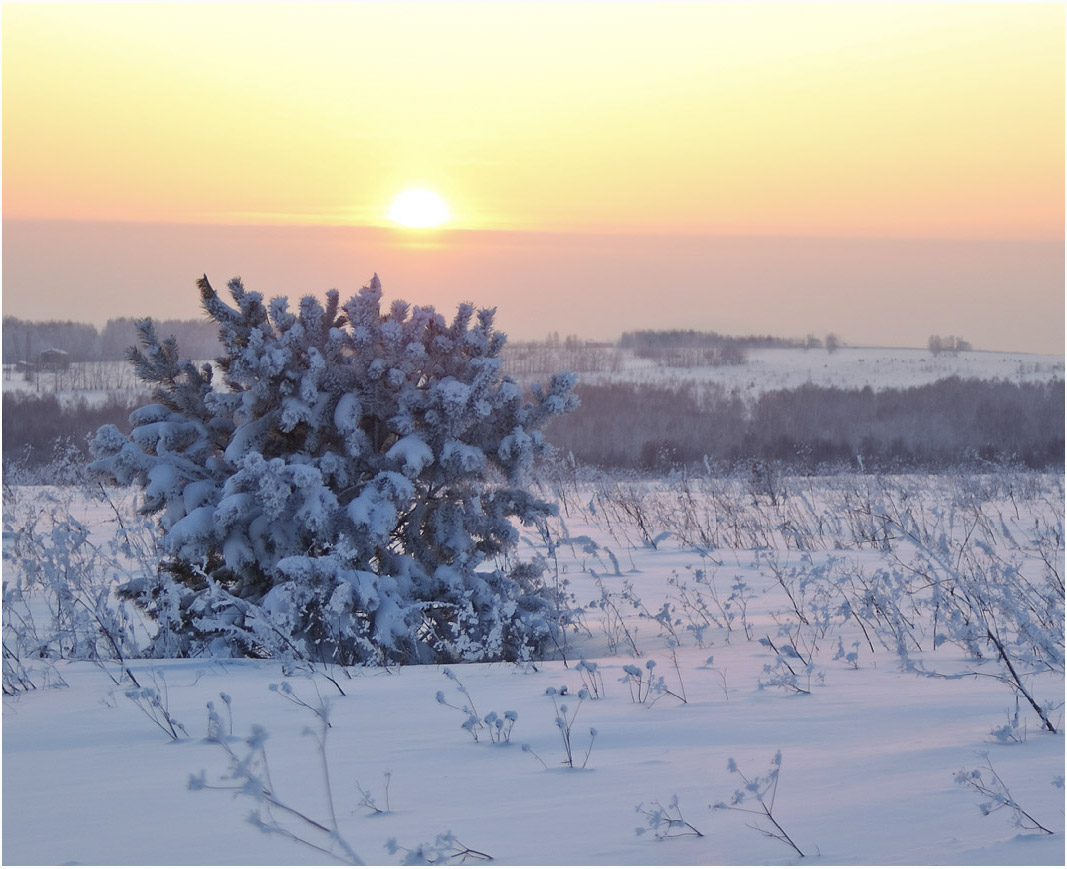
[2,1,1063,238]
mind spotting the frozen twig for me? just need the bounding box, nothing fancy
[955,753,1055,835]
[713,752,805,858]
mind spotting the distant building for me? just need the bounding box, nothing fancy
[37,348,70,370]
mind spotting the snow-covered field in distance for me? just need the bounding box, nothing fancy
[576,347,1065,398]
[2,360,147,402]
[3,473,1063,865]
[5,346,1064,407]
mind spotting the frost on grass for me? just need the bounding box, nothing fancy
[955,753,1056,835]
[89,274,577,666]
[192,699,364,865]
[634,795,703,839]
[713,752,806,858]
[435,666,518,744]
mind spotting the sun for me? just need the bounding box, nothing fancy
[388,189,450,228]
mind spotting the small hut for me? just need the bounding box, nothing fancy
[37,348,71,371]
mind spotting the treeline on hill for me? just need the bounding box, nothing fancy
[2,316,221,363]
[506,329,842,376]
[619,329,804,353]
[545,377,1065,471]
[618,328,839,367]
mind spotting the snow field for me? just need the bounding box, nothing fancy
[560,346,1064,398]
[3,472,1064,865]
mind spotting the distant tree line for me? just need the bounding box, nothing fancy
[2,316,221,363]
[620,329,782,366]
[544,377,1064,472]
[2,391,149,471]
[619,329,802,353]
[928,335,972,356]
[5,374,1062,476]
[618,329,845,366]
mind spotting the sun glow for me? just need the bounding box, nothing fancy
[388,189,450,228]
[1,4,1061,239]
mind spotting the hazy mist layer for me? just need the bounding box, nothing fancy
[3,220,1062,354]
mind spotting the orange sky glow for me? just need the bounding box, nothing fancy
[2,2,1064,352]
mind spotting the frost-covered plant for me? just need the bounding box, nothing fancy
[575,658,605,699]
[942,547,1062,734]
[90,274,578,665]
[2,485,152,691]
[749,459,785,507]
[833,637,861,669]
[667,565,754,645]
[713,752,806,858]
[757,635,822,695]
[385,832,492,864]
[593,479,668,549]
[125,669,189,741]
[2,591,68,695]
[481,709,519,744]
[699,654,730,700]
[631,596,684,649]
[436,667,478,741]
[526,515,590,665]
[435,667,518,744]
[520,742,550,769]
[191,717,363,865]
[666,568,720,646]
[988,692,1027,744]
[283,656,352,697]
[725,577,756,642]
[954,753,1055,835]
[269,679,331,725]
[754,549,810,627]
[196,693,490,865]
[620,662,656,703]
[876,496,1064,733]
[589,571,642,657]
[634,795,703,839]
[356,771,392,815]
[619,657,684,705]
[536,685,597,769]
[206,691,233,741]
[663,643,688,703]
[835,564,923,660]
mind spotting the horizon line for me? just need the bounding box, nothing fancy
[2,310,1062,360]
[3,215,1063,246]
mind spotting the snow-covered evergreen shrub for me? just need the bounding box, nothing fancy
[90,274,577,665]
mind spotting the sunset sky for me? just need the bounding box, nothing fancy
[3,2,1064,352]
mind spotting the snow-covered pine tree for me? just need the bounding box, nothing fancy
[90,274,578,665]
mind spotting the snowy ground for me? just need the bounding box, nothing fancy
[3,473,1063,865]
[577,347,1065,398]
[2,360,146,401]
